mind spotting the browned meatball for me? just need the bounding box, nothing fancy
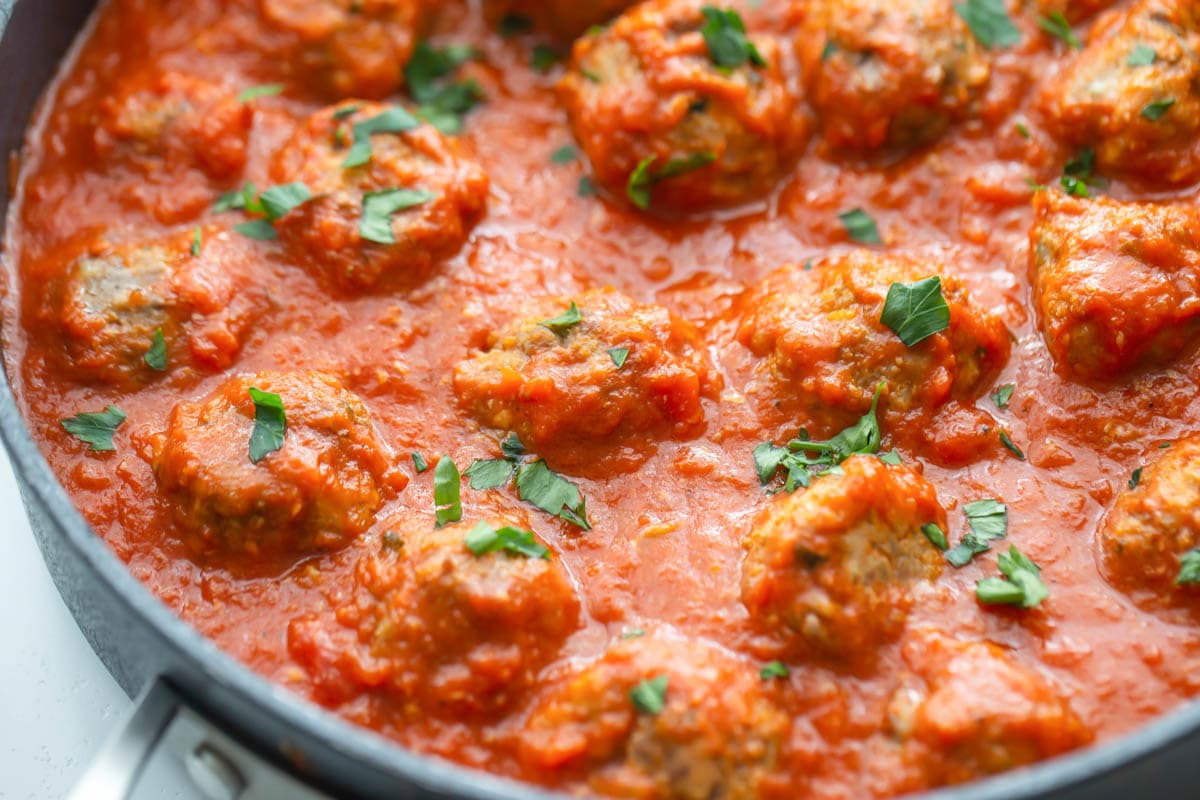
[520,635,789,799]
[1037,0,1117,22]
[796,0,992,152]
[257,0,426,99]
[269,102,489,292]
[742,456,946,665]
[453,288,717,474]
[1099,435,1200,612]
[484,0,637,38]
[893,636,1093,783]
[738,251,1010,432]
[153,371,401,559]
[59,229,264,388]
[560,0,807,211]
[92,72,252,222]
[1029,191,1200,381]
[348,510,580,716]
[1040,0,1200,184]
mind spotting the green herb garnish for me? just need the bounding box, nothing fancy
[946,499,1008,567]
[360,188,435,244]
[516,459,591,529]
[405,42,484,134]
[922,523,949,551]
[342,106,421,167]
[880,276,951,347]
[608,347,630,368]
[1037,12,1079,48]
[540,301,583,335]
[1128,44,1157,67]
[700,7,766,69]
[412,452,429,473]
[61,406,126,452]
[999,431,1025,460]
[1177,549,1200,585]
[992,384,1014,409]
[627,153,716,209]
[434,456,462,527]
[629,675,669,714]
[759,660,789,680]
[838,207,881,244]
[237,83,284,103]
[144,328,167,372]
[247,387,286,464]
[955,0,1021,50]
[976,546,1048,608]
[464,521,549,559]
[1142,98,1176,121]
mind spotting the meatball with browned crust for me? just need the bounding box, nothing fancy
[1040,0,1200,184]
[519,635,790,799]
[453,288,716,475]
[153,371,401,559]
[59,229,265,389]
[270,102,489,292]
[1030,191,1200,381]
[483,0,637,38]
[893,636,1093,783]
[1099,435,1200,612]
[738,251,1010,435]
[796,0,992,152]
[257,0,427,99]
[742,456,946,666]
[560,0,807,212]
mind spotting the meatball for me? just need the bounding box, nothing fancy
[1029,191,1200,381]
[737,251,1010,432]
[796,0,992,152]
[560,0,807,211]
[484,0,637,38]
[1040,0,1200,184]
[741,456,946,665]
[453,288,716,474]
[270,102,489,291]
[1099,435,1200,611]
[342,511,580,716]
[520,635,789,799]
[153,371,400,559]
[894,637,1092,783]
[59,229,264,388]
[257,0,426,99]
[93,72,251,222]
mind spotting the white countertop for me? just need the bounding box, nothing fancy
[0,446,128,799]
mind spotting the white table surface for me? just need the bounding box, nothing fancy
[0,446,128,799]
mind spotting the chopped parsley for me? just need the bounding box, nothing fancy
[621,627,647,640]
[462,435,591,529]
[532,45,560,73]
[992,383,1015,409]
[946,499,1008,567]
[759,660,790,680]
[1015,121,1031,139]
[1060,147,1104,198]
[237,83,284,103]
[608,347,630,368]
[433,455,463,527]
[190,226,202,257]
[838,207,881,245]
[1037,12,1080,49]
[551,145,578,164]
[922,523,949,551]
[1061,175,1090,197]
[464,521,549,559]
[144,328,168,372]
[1142,98,1176,121]
[360,188,435,244]
[498,13,533,37]
[999,431,1025,460]
[880,277,951,347]
[1177,549,1200,586]
[976,546,1049,608]
[955,0,1021,50]
[1128,44,1157,67]
[61,406,126,452]
[700,7,766,70]
[232,182,312,240]
[500,432,525,460]
[342,106,421,167]
[214,182,257,213]
[629,675,669,714]
[247,387,286,464]
[820,40,837,61]
[627,153,716,210]
[412,452,429,473]
[578,176,598,197]
[1129,468,1142,490]
[464,457,517,490]
[405,42,484,134]
[540,301,583,335]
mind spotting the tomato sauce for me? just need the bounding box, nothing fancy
[3,1,1199,797]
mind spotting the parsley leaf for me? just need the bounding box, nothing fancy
[464,457,517,490]
[1178,549,1200,586]
[1142,98,1176,121]
[760,660,789,680]
[231,183,312,240]
[433,455,462,527]
[360,188,435,244]
[621,627,647,640]
[992,383,1015,409]
[626,153,716,209]
[1061,175,1090,197]
[1129,467,1142,490]
[61,406,126,452]
[515,459,591,529]
[1037,12,1079,48]
[247,387,286,464]
[977,546,1048,608]
[629,675,668,714]
[501,432,526,460]
[498,13,533,37]
[946,499,1008,566]
[412,452,429,473]
[551,145,578,164]
[880,276,951,347]
[237,83,284,103]
[955,0,1021,50]
[999,431,1025,460]
[700,7,767,69]
[405,42,484,134]
[144,328,167,371]
[342,106,421,168]
[1128,43,1157,67]
[922,523,949,551]
[578,176,598,197]
[838,207,881,244]
[608,347,630,368]
[464,521,550,559]
[532,44,560,73]
[258,182,312,220]
[540,301,583,335]
[214,182,257,213]
[190,226,202,257]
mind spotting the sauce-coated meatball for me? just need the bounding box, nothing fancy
[59,230,264,388]
[742,456,946,665]
[1099,435,1200,612]
[1029,191,1200,381]
[520,635,789,799]
[1040,0,1200,184]
[484,0,637,38]
[560,0,807,211]
[797,0,992,152]
[349,513,579,716]
[257,0,426,99]
[153,371,400,558]
[453,288,716,474]
[893,637,1092,783]
[738,251,1010,432]
[270,103,489,291]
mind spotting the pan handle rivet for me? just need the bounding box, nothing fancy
[184,742,246,800]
